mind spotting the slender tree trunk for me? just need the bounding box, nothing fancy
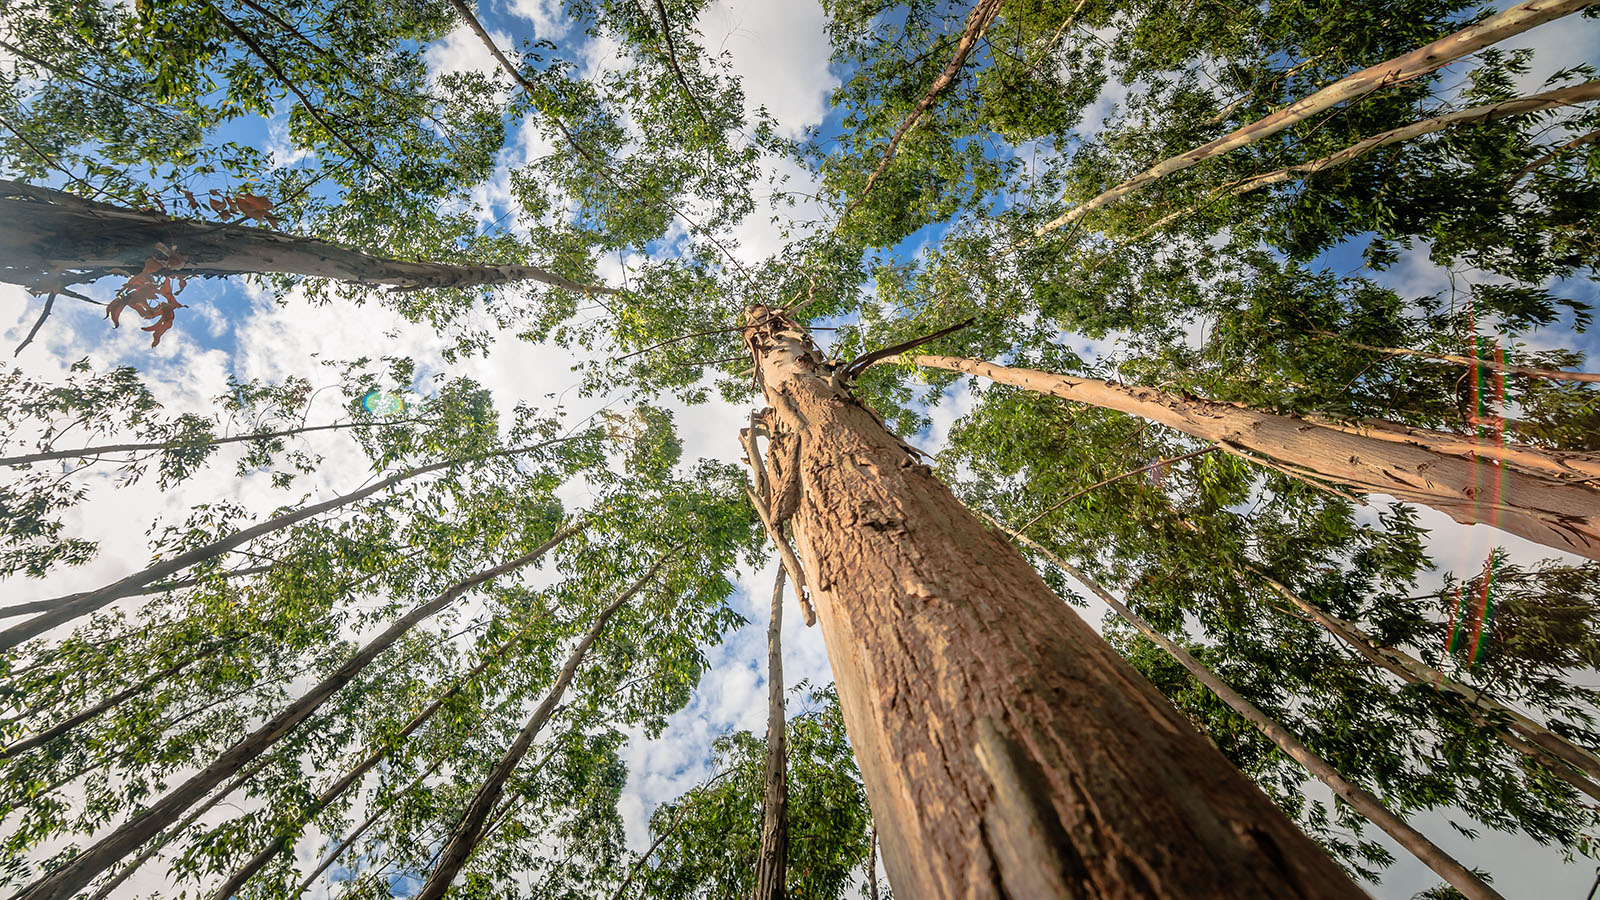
[412,549,676,900]
[752,567,788,900]
[1147,81,1600,234]
[864,829,880,900]
[915,354,1600,561]
[0,565,274,620]
[0,181,614,294]
[0,439,573,653]
[0,417,420,468]
[290,756,448,900]
[1026,0,1594,239]
[11,526,577,900]
[1249,567,1600,792]
[205,614,548,900]
[1,640,221,755]
[743,305,1367,900]
[998,521,1503,900]
[84,755,275,900]
[1311,332,1600,385]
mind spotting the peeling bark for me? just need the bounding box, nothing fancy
[744,305,1368,900]
[0,181,613,294]
[1001,521,1503,900]
[915,354,1600,562]
[752,567,788,900]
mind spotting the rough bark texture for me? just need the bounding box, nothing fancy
[0,181,612,293]
[744,305,1369,900]
[1253,569,1600,792]
[412,550,674,900]
[1001,522,1503,900]
[916,354,1600,561]
[1027,0,1594,239]
[13,528,576,900]
[752,567,789,900]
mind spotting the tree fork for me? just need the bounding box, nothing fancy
[914,354,1600,561]
[742,305,1368,900]
[998,520,1503,900]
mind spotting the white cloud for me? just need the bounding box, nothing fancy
[699,0,837,140]
[423,24,515,85]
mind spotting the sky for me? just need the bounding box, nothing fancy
[3,1,1600,898]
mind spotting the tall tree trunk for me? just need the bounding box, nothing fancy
[412,549,677,900]
[915,354,1600,561]
[998,520,1503,900]
[742,306,1368,900]
[0,439,573,653]
[0,417,420,468]
[0,181,613,294]
[1025,0,1594,240]
[752,567,788,900]
[205,615,548,900]
[11,526,577,900]
[84,755,276,900]
[0,565,274,620]
[290,756,448,900]
[1248,567,1600,794]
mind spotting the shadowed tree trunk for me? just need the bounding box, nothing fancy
[914,354,1600,561]
[412,548,677,900]
[742,305,1368,900]
[11,526,577,900]
[752,567,788,900]
[0,180,614,293]
[996,519,1503,900]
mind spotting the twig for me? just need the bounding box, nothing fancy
[14,292,56,356]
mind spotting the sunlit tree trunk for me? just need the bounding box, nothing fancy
[915,354,1600,561]
[744,306,1367,900]
[998,520,1503,900]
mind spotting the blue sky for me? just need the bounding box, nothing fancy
[4,1,1600,897]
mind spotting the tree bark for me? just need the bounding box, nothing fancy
[11,526,576,900]
[1249,567,1600,793]
[743,305,1368,900]
[0,181,613,294]
[915,354,1600,561]
[0,439,574,653]
[412,548,676,900]
[999,521,1503,900]
[752,567,788,900]
[1026,0,1594,240]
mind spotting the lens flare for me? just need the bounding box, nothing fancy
[361,390,405,416]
